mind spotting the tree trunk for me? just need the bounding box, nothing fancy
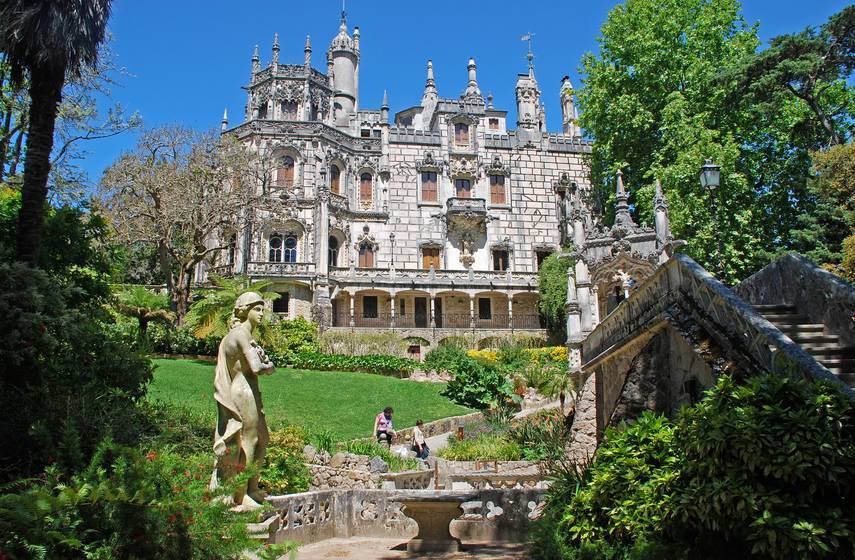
[559,392,566,415]
[16,64,65,266]
[173,265,193,326]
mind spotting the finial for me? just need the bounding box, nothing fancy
[382,89,389,109]
[304,34,312,65]
[272,33,280,66]
[221,108,228,131]
[353,26,360,50]
[426,59,435,83]
[251,45,260,75]
[340,0,347,30]
[616,169,625,197]
[655,177,663,197]
[487,92,494,109]
[613,169,636,228]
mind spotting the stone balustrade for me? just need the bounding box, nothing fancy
[245,261,316,277]
[265,488,546,547]
[380,470,434,490]
[582,253,853,396]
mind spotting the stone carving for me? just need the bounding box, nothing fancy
[449,154,478,177]
[210,292,276,511]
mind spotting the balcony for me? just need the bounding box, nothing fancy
[333,312,544,331]
[246,261,316,277]
[445,197,487,232]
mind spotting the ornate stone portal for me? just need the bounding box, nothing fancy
[211,292,276,511]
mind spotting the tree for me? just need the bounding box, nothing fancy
[114,286,174,340]
[0,0,112,266]
[577,0,852,283]
[99,126,266,324]
[724,6,854,146]
[186,274,278,340]
[538,253,572,343]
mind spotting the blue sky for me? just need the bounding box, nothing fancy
[79,0,850,185]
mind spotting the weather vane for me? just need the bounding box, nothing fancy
[520,32,536,69]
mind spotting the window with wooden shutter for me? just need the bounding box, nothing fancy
[455,178,471,198]
[359,173,373,206]
[421,171,437,202]
[490,174,506,204]
[276,156,294,187]
[422,248,440,270]
[454,123,469,146]
[330,165,341,194]
[358,244,375,268]
[492,250,509,271]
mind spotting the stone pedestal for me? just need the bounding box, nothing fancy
[402,501,464,553]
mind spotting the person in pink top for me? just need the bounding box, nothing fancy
[373,406,396,447]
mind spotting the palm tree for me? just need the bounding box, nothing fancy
[186,274,279,341]
[0,0,112,265]
[541,364,576,416]
[114,286,174,340]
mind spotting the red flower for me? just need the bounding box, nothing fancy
[146,450,157,462]
[168,514,177,523]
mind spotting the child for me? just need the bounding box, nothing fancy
[412,419,429,460]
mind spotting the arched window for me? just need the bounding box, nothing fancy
[276,156,294,187]
[257,103,268,119]
[454,123,469,146]
[330,165,341,194]
[268,233,283,262]
[282,101,298,120]
[283,235,298,263]
[227,233,237,265]
[359,173,373,207]
[329,236,339,266]
[358,243,375,268]
[421,171,437,202]
[455,178,471,198]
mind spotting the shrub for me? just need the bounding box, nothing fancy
[507,409,571,462]
[535,373,855,559]
[137,400,215,457]
[467,349,499,363]
[440,357,516,409]
[526,346,569,363]
[147,323,220,356]
[260,427,311,495]
[319,331,409,357]
[265,316,320,365]
[289,351,418,376]
[424,344,469,374]
[437,433,523,461]
[0,440,274,560]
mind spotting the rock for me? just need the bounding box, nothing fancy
[369,456,389,473]
[316,450,331,465]
[329,452,347,469]
[303,444,317,463]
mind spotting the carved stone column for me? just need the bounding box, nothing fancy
[311,183,333,331]
[508,294,514,332]
[469,295,476,329]
[349,293,356,328]
[429,296,436,328]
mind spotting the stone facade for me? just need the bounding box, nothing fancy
[205,12,617,350]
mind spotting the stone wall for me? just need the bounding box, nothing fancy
[308,464,378,490]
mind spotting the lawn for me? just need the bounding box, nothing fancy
[148,358,473,441]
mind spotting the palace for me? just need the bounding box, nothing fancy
[210,12,675,354]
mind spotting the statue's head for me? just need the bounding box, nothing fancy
[233,291,265,327]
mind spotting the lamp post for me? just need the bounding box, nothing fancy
[389,232,396,269]
[699,159,722,276]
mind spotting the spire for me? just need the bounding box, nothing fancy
[425,59,436,90]
[521,32,536,77]
[353,26,360,51]
[381,89,389,123]
[272,33,279,66]
[654,177,667,211]
[613,170,636,229]
[462,57,483,102]
[381,89,389,109]
[487,92,494,109]
[221,108,228,131]
[304,34,312,66]
[251,44,260,75]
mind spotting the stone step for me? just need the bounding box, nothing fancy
[787,333,841,345]
[760,313,810,324]
[819,357,855,370]
[773,324,826,335]
[804,345,855,358]
[837,371,855,387]
[753,304,797,313]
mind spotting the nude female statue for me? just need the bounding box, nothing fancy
[210,291,275,511]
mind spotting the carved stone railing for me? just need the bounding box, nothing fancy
[582,253,852,396]
[329,192,348,210]
[265,488,546,547]
[380,470,434,490]
[448,472,546,490]
[246,261,316,277]
[735,252,855,348]
[329,266,540,289]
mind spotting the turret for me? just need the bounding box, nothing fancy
[515,51,543,132]
[251,44,260,77]
[304,35,312,67]
[560,76,578,136]
[328,10,360,126]
[221,108,228,131]
[380,90,390,171]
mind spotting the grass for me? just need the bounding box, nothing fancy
[148,358,473,441]
[437,433,524,461]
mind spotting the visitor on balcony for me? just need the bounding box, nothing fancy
[373,406,396,447]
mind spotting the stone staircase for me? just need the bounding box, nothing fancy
[754,304,855,387]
